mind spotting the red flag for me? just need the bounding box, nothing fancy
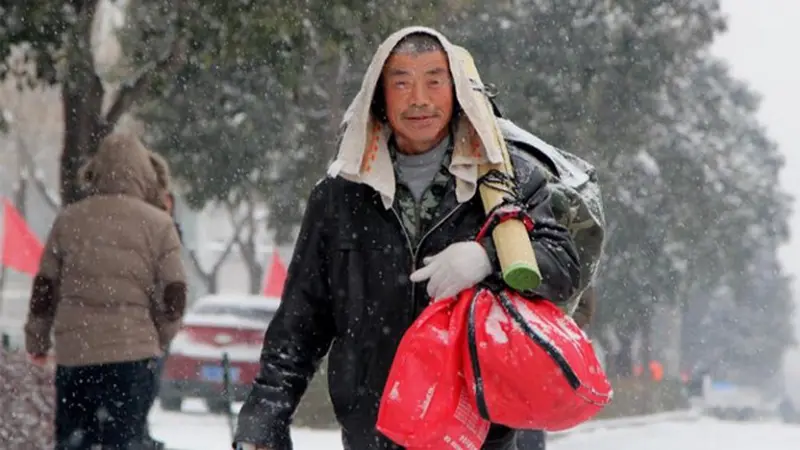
[262,250,287,298]
[1,198,43,276]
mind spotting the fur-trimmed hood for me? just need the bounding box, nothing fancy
[78,132,162,206]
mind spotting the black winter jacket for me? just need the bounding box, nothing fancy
[234,146,581,450]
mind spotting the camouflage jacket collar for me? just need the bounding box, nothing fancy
[388,134,457,245]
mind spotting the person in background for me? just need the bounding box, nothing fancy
[25,132,187,450]
[141,151,185,449]
[148,151,184,242]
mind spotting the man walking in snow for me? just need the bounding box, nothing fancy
[234,26,581,450]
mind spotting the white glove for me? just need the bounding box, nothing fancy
[409,241,493,301]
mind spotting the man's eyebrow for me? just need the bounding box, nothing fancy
[385,67,411,76]
[385,67,449,77]
[426,67,449,75]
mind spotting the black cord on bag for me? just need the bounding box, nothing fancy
[475,169,534,242]
[478,169,519,200]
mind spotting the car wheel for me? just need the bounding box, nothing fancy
[160,395,183,412]
[206,398,231,414]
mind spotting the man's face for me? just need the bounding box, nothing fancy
[381,49,454,154]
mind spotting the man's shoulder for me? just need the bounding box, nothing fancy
[505,142,555,189]
[507,141,556,173]
[308,175,377,208]
[310,175,346,198]
[312,174,374,195]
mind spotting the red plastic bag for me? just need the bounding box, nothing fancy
[463,288,612,431]
[376,296,490,449]
[377,286,612,448]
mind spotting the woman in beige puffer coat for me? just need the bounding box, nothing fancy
[24,132,187,450]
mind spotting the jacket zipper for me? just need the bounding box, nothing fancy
[391,204,464,318]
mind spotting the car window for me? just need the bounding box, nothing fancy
[193,304,276,323]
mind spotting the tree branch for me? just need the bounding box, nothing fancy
[188,208,249,285]
[228,192,266,294]
[225,199,249,252]
[104,37,187,127]
[14,135,60,211]
[236,193,259,263]
[103,0,188,127]
[30,173,60,211]
[211,214,249,274]
[186,249,213,286]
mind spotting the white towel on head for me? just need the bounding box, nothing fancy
[328,26,504,209]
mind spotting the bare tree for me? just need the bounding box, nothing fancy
[187,209,247,295]
[186,192,269,295]
[228,189,267,295]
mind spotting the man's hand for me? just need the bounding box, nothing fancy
[410,241,493,300]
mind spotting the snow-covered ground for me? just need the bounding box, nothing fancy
[551,418,800,450]
[149,400,342,450]
[150,402,800,450]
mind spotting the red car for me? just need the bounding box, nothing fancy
[159,293,280,413]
